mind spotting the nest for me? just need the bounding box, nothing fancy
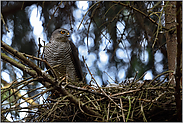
[22,77,181,122]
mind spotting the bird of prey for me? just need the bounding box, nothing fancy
[44,28,83,82]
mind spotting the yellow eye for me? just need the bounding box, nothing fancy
[60,31,65,34]
[67,32,70,35]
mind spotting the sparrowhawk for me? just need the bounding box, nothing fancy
[44,28,83,82]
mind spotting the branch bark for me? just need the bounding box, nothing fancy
[165,1,177,85]
[175,1,182,121]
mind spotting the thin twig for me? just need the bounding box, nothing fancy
[1,13,10,32]
[107,102,110,121]
[77,1,102,30]
[82,56,122,110]
[120,98,126,122]
[37,37,41,66]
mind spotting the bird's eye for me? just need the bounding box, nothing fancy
[60,31,65,34]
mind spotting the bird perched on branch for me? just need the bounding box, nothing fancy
[44,28,83,82]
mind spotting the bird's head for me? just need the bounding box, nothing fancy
[50,28,70,42]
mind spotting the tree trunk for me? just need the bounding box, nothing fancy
[175,1,182,121]
[165,1,177,85]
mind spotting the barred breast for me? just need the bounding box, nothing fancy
[44,39,77,81]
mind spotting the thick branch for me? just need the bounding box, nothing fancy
[1,53,37,77]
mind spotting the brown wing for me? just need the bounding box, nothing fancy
[69,41,83,81]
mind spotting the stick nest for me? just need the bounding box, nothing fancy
[22,78,181,122]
